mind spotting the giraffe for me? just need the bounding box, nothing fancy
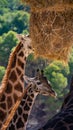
[0,34,32,130]
[38,75,73,130]
[7,69,57,130]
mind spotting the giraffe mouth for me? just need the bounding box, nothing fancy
[42,91,57,98]
[49,92,57,98]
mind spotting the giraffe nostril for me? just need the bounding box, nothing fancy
[28,46,32,49]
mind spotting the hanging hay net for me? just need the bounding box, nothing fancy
[22,0,73,62]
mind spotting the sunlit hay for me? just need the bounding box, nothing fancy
[22,0,73,10]
[22,0,73,62]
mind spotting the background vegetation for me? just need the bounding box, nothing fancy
[0,0,73,118]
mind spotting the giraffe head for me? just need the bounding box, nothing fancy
[16,34,33,57]
[24,69,57,98]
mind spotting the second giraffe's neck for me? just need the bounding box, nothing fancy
[61,76,73,111]
[7,84,38,130]
[0,42,27,129]
[61,91,73,111]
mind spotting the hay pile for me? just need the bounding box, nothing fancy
[23,0,73,62]
[23,0,73,9]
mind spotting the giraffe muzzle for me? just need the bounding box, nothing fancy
[49,91,57,98]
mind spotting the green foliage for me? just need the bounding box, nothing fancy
[27,54,34,61]
[0,11,30,35]
[69,48,73,75]
[0,66,6,83]
[12,11,30,33]
[0,31,18,66]
[52,61,70,76]
[44,61,70,79]
[22,29,29,35]
[0,0,23,10]
[44,61,69,97]
[6,0,21,9]
[51,72,67,95]
[0,8,11,15]
[0,0,8,6]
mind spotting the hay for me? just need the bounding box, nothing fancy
[23,0,73,11]
[23,0,73,9]
[23,0,73,62]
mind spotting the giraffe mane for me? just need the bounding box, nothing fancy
[0,41,22,98]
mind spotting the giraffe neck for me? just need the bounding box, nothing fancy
[0,42,27,129]
[61,91,73,111]
[37,93,73,130]
[61,76,73,111]
[7,84,38,130]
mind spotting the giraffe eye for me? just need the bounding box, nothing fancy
[37,81,41,85]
